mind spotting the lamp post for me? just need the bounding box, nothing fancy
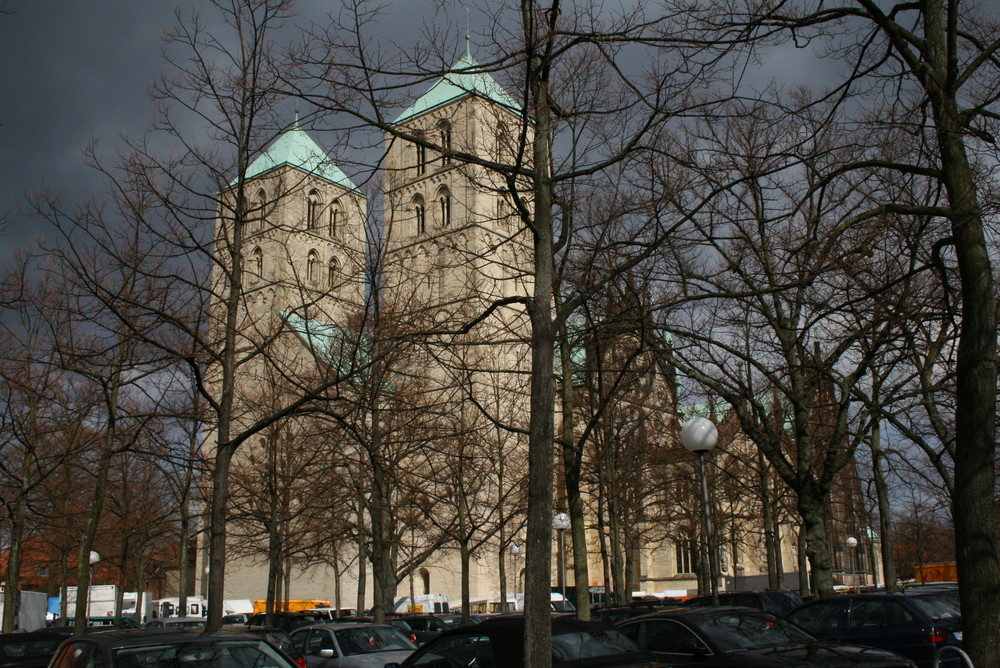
[846,536,858,590]
[681,417,719,607]
[552,512,571,605]
[510,544,522,600]
[87,550,100,618]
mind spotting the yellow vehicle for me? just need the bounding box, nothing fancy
[913,562,957,583]
[251,598,332,614]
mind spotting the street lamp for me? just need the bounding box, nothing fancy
[681,417,719,606]
[87,551,101,618]
[510,544,522,599]
[553,512,571,606]
[846,536,858,589]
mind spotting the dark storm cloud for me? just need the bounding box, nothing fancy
[1,1,178,250]
[0,0,467,256]
[0,1,836,257]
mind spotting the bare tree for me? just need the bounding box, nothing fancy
[736,1,1000,660]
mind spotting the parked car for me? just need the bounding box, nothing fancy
[385,615,448,645]
[683,590,804,616]
[617,606,917,666]
[289,623,416,667]
[785,593,962,668]
[433,614,480,629]
[249,611,332,633]
[46,628,298,668]
[393,616,664,667]
[53,616,141,629]
[141,616,206,629]
[306,608,359,621]
[591,602,684,626]
[0,631,64,668]
[223,613,252,625]
[217,625,306,668]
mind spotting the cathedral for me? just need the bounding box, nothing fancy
[196,54,812,612]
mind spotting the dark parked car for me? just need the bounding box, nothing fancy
[46,628,297,668]
[385,615,448,645]
[249,611,332,633]
[785,593,962,668]
[141,617,206,629]
[591,602,684,626]
[617,606,917,666]
[394,616,664,667]
[217,625,307,668]
[683,590,804,616]
[290,622,417,667]
[0,632,64,668]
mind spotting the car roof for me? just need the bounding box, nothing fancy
[624,605,777,622]
[62,628,265,648]
[293,622,397,631]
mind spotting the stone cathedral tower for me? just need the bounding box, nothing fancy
[382,53,534,402]
[202,123,368,601]
[234,123,367,325]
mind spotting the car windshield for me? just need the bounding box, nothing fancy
[0,636,62,659]
[696,611,815,651]
[114,640,293,668]
[334,627,416,655]
[550,628,640,662]
[909,594,962,623]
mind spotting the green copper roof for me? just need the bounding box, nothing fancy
[393,55,521,124]
[239,126,361,193]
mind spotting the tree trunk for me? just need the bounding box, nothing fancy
[74,436,117,635]
[869,420,896,592]
[797,528,809,594]
[924,5,1000,660]
[204,442,235,632]
[559,320,590,620]
[522,2,558,661]
[1,495,27,633]
[798,490,834,597]
[758,452,781,589]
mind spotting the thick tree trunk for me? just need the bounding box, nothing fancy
[920,7,1000,661]
[936,114,1000,668]
[522,2,558,661]
[204,442,235,632]
[798,490,834,597]
[2,496,26,633]
[74,437,116,635]
[869,421,896,591]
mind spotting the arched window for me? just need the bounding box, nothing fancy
[436,187,451,227]
[327,257,339,289]
[415,132,427,176]
[496,122,510,161]
[496,197,514,228]
[250,246,263,282]
[307,250,319,284]
[253,189,267,233]
[419,568,431,596]
[412,195,426,235]
[306,189,321,230]
[329,201,341,238]
[437,120,452,166]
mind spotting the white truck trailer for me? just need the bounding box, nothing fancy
[0,588,48,631]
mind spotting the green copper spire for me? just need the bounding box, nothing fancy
[238,126,360,193]
[393,55,521,125]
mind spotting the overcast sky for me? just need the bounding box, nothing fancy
[1,2,177,251]
[0,1,834,258]
[0,1,436,255]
